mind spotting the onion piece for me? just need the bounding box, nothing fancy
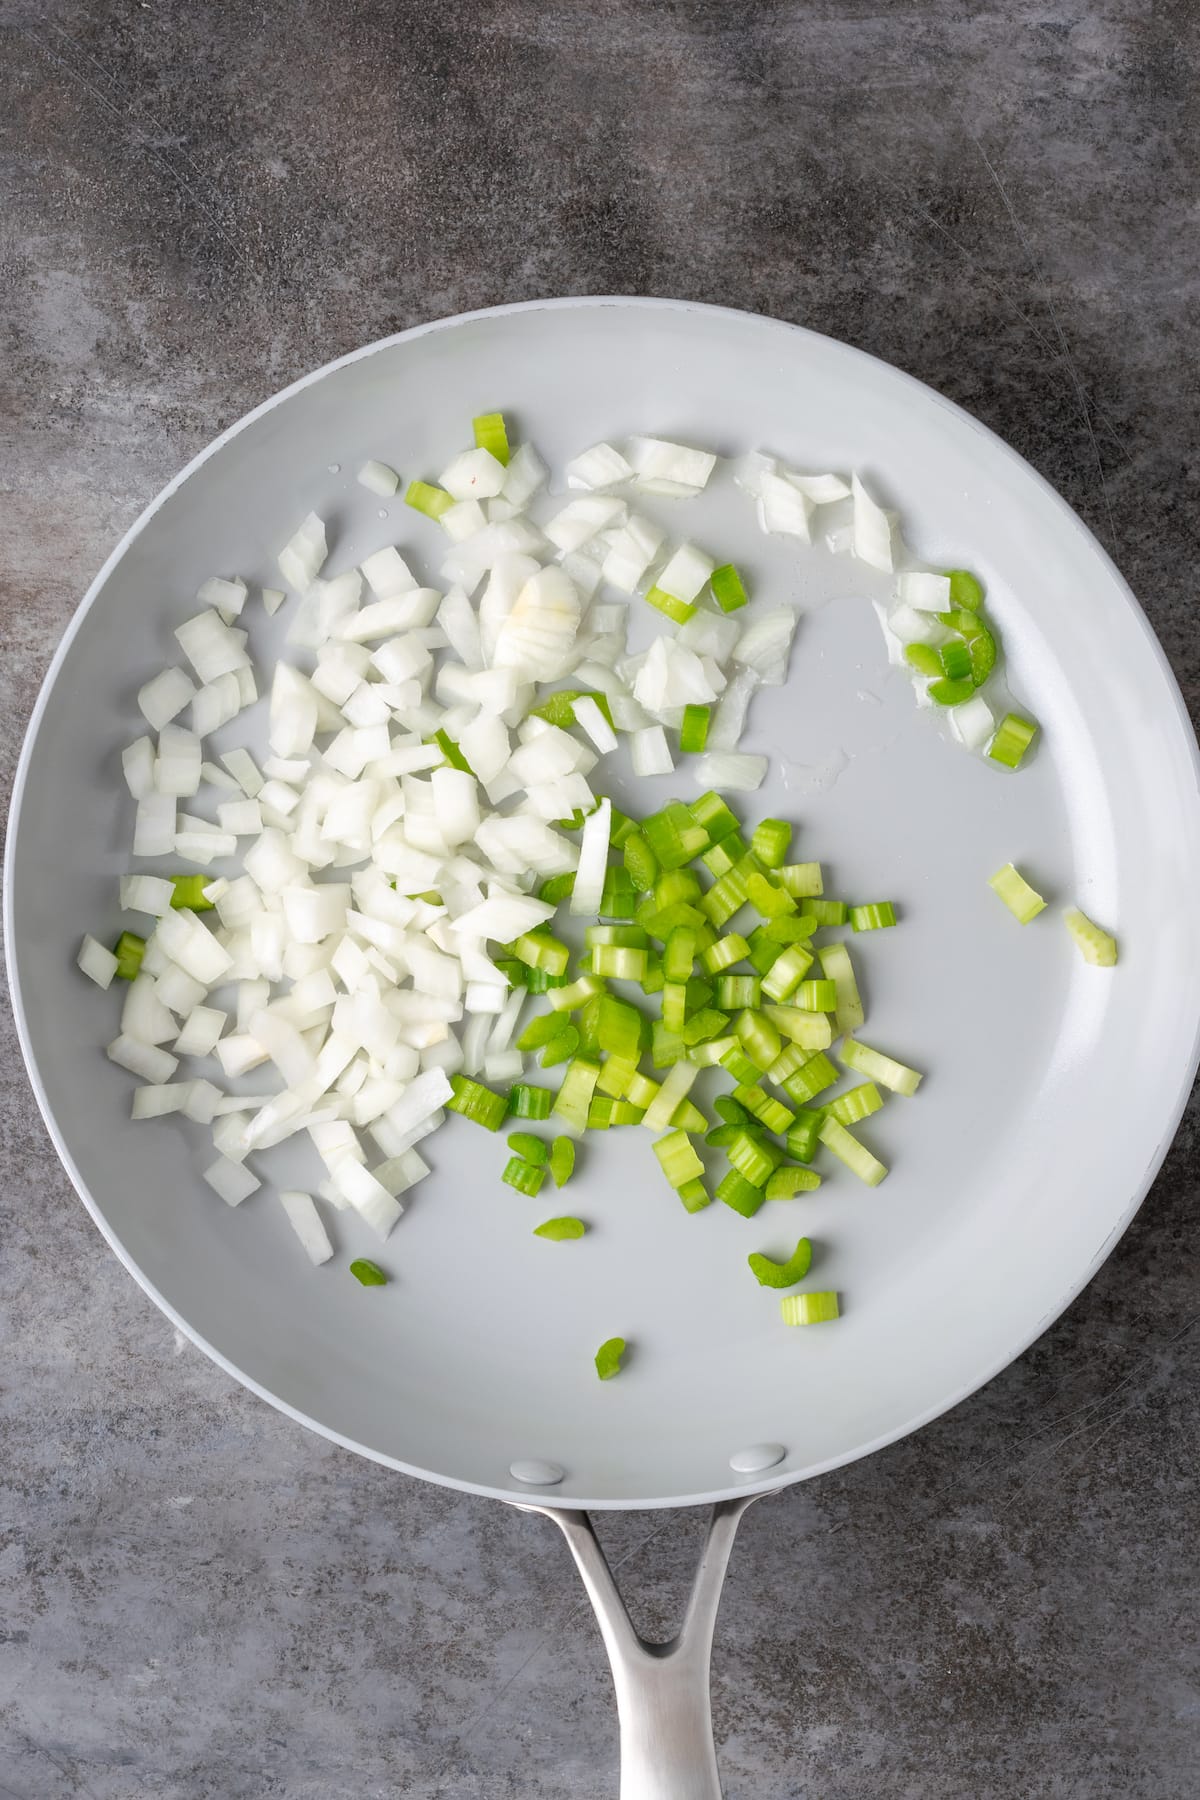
[565,443,633,490]
[631,725,674,777]
[278,513,328,592]
[138,667,195,731]
[691,751,768,791]
[626,436,716,494]
[357,461,400,497]
[570,798,612,915]
[851,473,894,572]
[279,1190,335,1263]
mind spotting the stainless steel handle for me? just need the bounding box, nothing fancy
[523,1497,758,1799]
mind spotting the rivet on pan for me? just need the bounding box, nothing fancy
[729,1443,786,1475]
[509,1459,566,1487]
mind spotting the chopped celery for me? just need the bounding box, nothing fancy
[651,1021,687,1065]
[551,1057,601,1131]
[540,1028,580,1068]
[503,1156,546,1197]
[807,899,848,927]
[534,1216,585,1240]
[428,728,474,773]
[623,830,660,891]
[677,1177,711,1213]
[595,1055,638,1098]
[726,1129,782,1188]
[549,1137,576,1186]
[680,1007,727,1046]
[405,479,454,519]
[655,868,702,909]
[751,819,792,868]
[702,834,745,877]
[664,926,697,983]
[825,1082,883,1127]
[599,867,638,920]
[1064,906,1118,966]
[547,974,607,1012]
[818,942,864,1032]
[945,568,984,610]
[672,1102,709,1137]
[839,1037,923,1096]
[744,871,796,919]
[690,791,742,843]
[525,966,568,994]
[701,933,749,975]
[700,870,749,928]
[715,974,760,1010]
[735,1008,782,1072]
[849,902,896,932]
[641,801,708,870]
[170,875,214,911]
[532,689,615,730]
[472,411,510,465]
[662,981,687,1031]
[780,1051,839,1106]
[594,994,644,1059]
[710,563,749,612]
[626,1071,660,1110]
[818,1116,887,1186]
[732,1083,795,1134]
[114,931,146,980]
[764,915,817,943]
[939,639,972,682]
[586,924,649,949]
[518,1014,572,1052]
[652,1128,704,1190]
[508,1083,553,1119]
[719,1042,762,1085]
[513,931,571,976]
[780,1291,840,1325]
[448,1075,508,1130]
[785,1110,823,1162]
[747,928,783,975]
[989,863,1046,924]
[905,643,942,678]
[350,1259,388,1286]
[765,1167,822,1198]
[988,712,1038,769]
[592,944,648,981]
[595,1337,626,1379]
[538,872,576,906]
[679,705,711,752]
[761,944,814,1002]
[777,862,823,898]
[687,1033,737,1066]
[793,978,837,1011]
[714,1095,752,1125]
[716,1169,766,1217]
[508,1132,549,1164]
[645,585,696,625]
[747,1236,813,1288]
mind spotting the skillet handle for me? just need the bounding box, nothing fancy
[524,1496,757,1800]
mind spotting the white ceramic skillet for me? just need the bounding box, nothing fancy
[7,299,1200,1797]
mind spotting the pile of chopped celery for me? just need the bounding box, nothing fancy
[470,789,919,1258]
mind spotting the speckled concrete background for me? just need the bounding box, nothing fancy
[2,2,1198,1796]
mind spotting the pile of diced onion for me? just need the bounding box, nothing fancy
[76,420,935,1271]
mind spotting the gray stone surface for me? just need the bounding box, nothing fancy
[2,1,1198,1794]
